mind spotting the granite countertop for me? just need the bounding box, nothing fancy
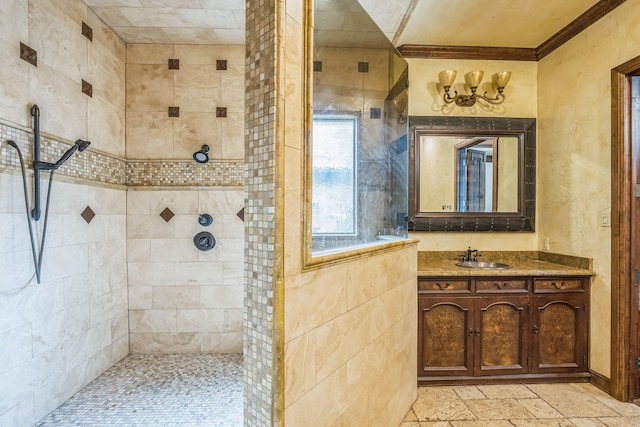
[417,251,595,277]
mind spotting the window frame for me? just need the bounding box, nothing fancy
[311,112,359,237]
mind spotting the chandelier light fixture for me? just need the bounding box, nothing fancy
[438,69,511,107]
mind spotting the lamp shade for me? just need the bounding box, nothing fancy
[438,69,457,87]
[492,71,512,89]
[464,70,483,89]
[392,91,408,115]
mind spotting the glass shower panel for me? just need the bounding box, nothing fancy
[310,0,409,254]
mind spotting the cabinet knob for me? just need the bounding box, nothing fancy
[468,328,474,336]
[551,281,566,289]
[533,325,539,334]
[474,328,481,336]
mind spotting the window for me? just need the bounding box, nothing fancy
[312,114,357,235]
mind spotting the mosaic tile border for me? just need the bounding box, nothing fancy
[0,122,243,188]
[244,0,282,425]
[126,160,243,187]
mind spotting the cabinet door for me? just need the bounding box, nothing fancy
[475,297,529,376]
[418,297,473,377]
[532,294,588,373]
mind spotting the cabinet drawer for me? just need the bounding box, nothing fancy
[476,278,528,293]
[418,279,471,292]
[534,278,584,293]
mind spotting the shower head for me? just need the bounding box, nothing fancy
[34,139,91,171]
[76,139,91,152]
[193,145,209,164]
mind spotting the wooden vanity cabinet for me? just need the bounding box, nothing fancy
[418,275,589,385]
[531,278,589,374]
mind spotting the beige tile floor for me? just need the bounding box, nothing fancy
[403,383,640,426]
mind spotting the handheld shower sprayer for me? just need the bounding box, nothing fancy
[33,139,91,171]
[6,104,92,283]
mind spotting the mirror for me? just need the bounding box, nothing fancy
[408,116,535,232]
[420,135,519,213]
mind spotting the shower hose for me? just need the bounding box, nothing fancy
[7,140,54,284]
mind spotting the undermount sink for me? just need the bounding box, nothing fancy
[456,261,512,270]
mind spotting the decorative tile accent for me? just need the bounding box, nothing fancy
[20,42,37,66]
[168,59,179,70]
[80,206,95,224]
[1,117,244,190]
[81,21,93,41]
[236,208,244,222]
[81,80,93,97]
[159,207,175,222]
[358,61,369,72]
[125,160,243,187]
[216,60,227,70]
[370,107,381,119]
[244,0,279,425]
[313,61,322,72]
[216,107,227,118]
[1,123,127,186]
[168,106,179,117]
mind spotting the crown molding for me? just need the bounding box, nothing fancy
[397,44,537,61]
[536,0,626,60]
[397,0,627,62]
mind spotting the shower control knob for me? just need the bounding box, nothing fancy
[198,214,213,226]
[194,231,216,251]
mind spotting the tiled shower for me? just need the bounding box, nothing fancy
[0,1,246,425]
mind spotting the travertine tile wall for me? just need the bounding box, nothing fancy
[282,1,418,426]
[127,188,244,353]
[0,175,128,427]
[124,44,246,355]
[283,248,418,426]
[126,44,244,161]
[0,1,127,425]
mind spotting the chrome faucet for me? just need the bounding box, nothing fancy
[460,246,480,262]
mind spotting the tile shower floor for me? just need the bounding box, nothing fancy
[403,383,640,426]
[36,354,243,427]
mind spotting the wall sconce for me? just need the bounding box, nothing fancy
[391,91,408,124]
[438,70,511,107]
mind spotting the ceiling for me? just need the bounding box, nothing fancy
[396,0,601,48]
[83,0,245,44]
[83,0,605,49]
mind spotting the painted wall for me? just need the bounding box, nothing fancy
[0,1,127,425]
[537,0,640,377]
[407,58,538,251]
[125,45,245,354]
[282,1,418,425]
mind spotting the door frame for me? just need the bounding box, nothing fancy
[611,55,640,401]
